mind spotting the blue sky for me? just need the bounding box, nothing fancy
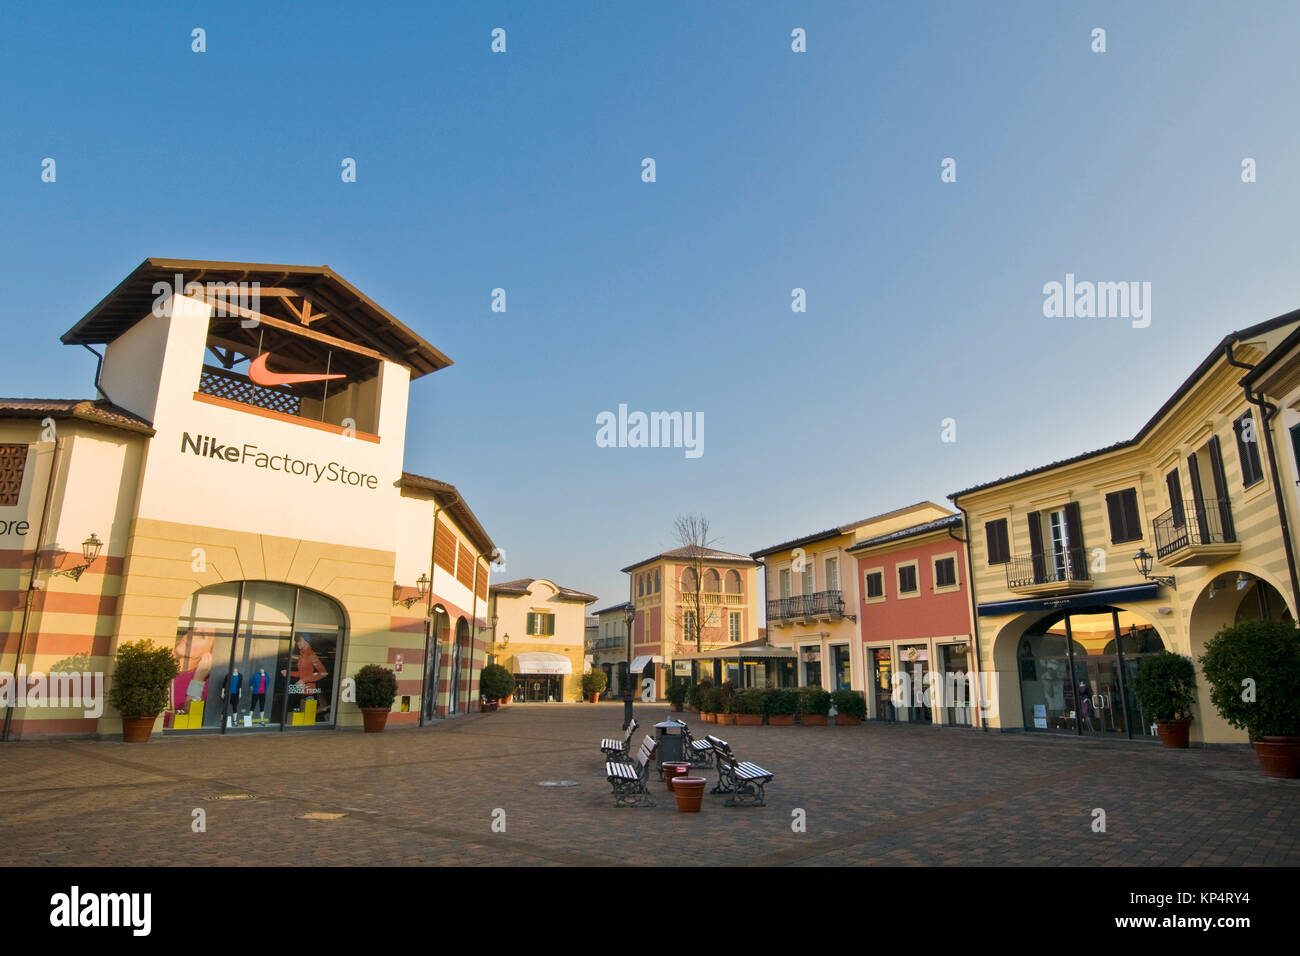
[3,1,1299,612]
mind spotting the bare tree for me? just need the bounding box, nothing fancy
[673,513,719,652]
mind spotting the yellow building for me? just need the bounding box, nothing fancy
[620,546,760,697]
[951,310,1300,745]
[751,502,956,692]
[487,579,596,702]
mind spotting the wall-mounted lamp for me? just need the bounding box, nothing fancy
[52,533,103,582]
[834,595,857,623]
[1132,548,1176,590]
[393,573,429,608]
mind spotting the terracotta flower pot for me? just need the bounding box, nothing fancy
[661,761,691,791]
[736,714,762,726]
[1253,736,1300,778]
[701,712,715,723]
[767,714,795,726]
[589,693,601,703]
[671,703,683,712]
[1155,719,1190,749]
[361,707,390,733]
[718,713,737,726]
[673,776,707,812]
[835,714,862,726]
[121,715,157,743]
[801,714,828,726]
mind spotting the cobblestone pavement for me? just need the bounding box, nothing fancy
[2,703,1297,866]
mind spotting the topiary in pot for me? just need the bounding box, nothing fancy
[734,688,764,724]
[581,668,608,702]
[1199,618,1300,777]
[480,663,514,706]
[831,689,867,724]
[701,686,723,723]
[666,680,688,711]
[766,689,799,725]
[717,681,737,725]
[108,639,181,742]
[355,663,398,732]
[1131,651,1197,748]
[799,686,831,725]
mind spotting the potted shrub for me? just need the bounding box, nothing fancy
[1131,651,1197,748]
[581,669,608,703]
[108,639,180,742]
[687,678,711,713]
[734,689,764,725]
[766,689,798,726]
[355,663,398,732]
[717,681,737,725]
[1200,618,1300,777]
[832,689,867,726]
[480,663,514,710]
[799,686,831,725]
[700,686,722,722]
[666,681,688,713]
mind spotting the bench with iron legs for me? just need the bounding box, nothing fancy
[600,717,639,761]
[606,734,658,807]
[673,719,715,769]
[706,734,773,807]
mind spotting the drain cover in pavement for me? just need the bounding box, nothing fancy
[298,812,346,820]
[536,780,580,787]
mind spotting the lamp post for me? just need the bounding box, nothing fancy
[624,603,636,730]
[1132,548,1176,590]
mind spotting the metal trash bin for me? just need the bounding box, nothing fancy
[654,718,686,768]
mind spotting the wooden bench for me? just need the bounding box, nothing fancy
[600,717,639,760]
[674,719,715,768]
[606,734,658,807]
[707,735,773,807]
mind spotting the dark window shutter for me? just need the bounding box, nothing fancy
[985,519,1009,565]
[526,612,535,635]
[998,521,1010,564]
[1105,492,1123,544]
[1121,489,1142,542]
[1027,512,1044,583]
[1208,435,1236,542]
[1165,470,1184,527]
[548,614,555,636]
[1187,454,1209,541]
[1234,413,1264,487]
[1064,502,1085,577]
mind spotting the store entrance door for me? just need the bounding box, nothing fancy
[515,674,560,701]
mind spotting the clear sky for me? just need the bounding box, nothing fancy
[3,1,1299,613]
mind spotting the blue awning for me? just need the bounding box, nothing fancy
[976,583,1160,617]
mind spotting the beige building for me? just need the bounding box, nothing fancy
[589,601,634,696]
[487,578,596,702]
[621,545,760,697]
[951,310,1300,745]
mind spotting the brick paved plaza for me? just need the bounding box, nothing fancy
[3,703,1298,867]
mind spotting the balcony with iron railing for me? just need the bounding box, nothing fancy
[1004,548,1092,595]
[1153,498,1238,566]
[766,589,845,624]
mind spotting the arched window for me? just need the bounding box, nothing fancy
[725,569,742,593]
[169,581,344,733]
[681,568,698,592]
[704,569,721,592]
[654,570,660,593]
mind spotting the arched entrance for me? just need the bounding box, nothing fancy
[423,610,449,722]
[447,617,470,715]
[168,581,345,733]
[1012,606,1166,738]
[1187,570,1292,743]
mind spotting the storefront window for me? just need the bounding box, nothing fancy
[894,645,931,723]
[939,643,971,726]
[168,582,344,733]
[832,645,851,690]
[871,648,893,720]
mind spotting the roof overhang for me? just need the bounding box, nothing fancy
[975,583,1160,617]
[61,258,453,379]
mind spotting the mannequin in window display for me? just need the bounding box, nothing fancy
[221,669,241,726]
[1077,680,1096,733]
[250,668,270,724]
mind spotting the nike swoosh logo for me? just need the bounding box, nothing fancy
[248,353,346,387]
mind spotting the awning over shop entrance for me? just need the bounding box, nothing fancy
[629,655,663,672]
[514,652,573,674]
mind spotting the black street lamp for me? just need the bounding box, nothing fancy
[624,602,636,730]
[1132,548,1176,590]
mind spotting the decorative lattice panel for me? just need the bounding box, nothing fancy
[0,443,29,506]
[199,367,302,416]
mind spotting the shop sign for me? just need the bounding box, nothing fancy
[1033,704,1048,729]
[903,646,928,663]
[673,661,690,676]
